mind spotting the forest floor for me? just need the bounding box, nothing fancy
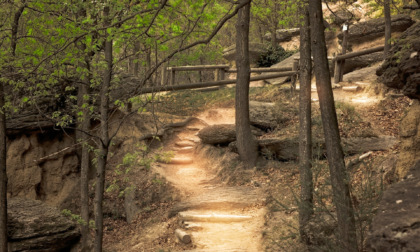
[102,65,412,251]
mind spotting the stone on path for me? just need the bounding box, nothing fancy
[175,141,195,147]
[175,146,194,154]
[169,157,194,165]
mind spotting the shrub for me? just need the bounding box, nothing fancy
[257,45,296,67]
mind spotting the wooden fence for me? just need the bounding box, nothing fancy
[333,45,384,83]
[148,45,384,95]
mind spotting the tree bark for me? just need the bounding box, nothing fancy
[78,60,91,252]
[235,0,258,168]
[94,6,112,252]
[384,0,392,58]
[308,1,358,251]
[0,81,7,252]
[298,0,313,244]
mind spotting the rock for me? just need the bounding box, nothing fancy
[338,15,414,45]
[377,154,398,184]
[329,10,359,26]
[222,43,265,65]
[395,100,420,178]
[366,160,420,252]
[263,28,300,43]
[263,52,299,85]
[342,51,384,75]
[343,65,380,83]
[6,131,80,207]
[343,136,399,155]
[7,198,80,251]
[377,22,420,99]
[249,101,278,129]
[198,124,236,145]
[229,136,397,161]
[197,124,263,145]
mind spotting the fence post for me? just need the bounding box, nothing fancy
[339,23,349,82]
[291,58,299,95]
[334,55,342,84]
[214,69,219,81]
[161,67,166,86]
[169,67,175,86]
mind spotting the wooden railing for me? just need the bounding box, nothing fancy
[333,45,384,83]
[149,45,384,95]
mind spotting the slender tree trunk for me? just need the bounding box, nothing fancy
[235,0,258,168]
[384,0,392,57]
[0,81,7,252]
[78,60,91,252]
[271,26,277,49]
[298,0,313,244]
[134,42,140,77]
[94,6,112,252]
[308,1,358,251]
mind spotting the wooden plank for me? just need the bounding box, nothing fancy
[335,46,384,61]
[226,67,292,73]
[137,71,297,94]
[342,86,360,91]
[178,212,252,222]
[170,65,229,71]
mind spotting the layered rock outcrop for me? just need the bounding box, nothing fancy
[337,15,414,45]
[377,22,420,99]
[8,198,80,251]
[366,160,420,252]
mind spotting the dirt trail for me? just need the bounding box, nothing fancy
[153,108,266,252]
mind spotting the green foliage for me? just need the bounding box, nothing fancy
[61,209,87,226]
[257,45,296,67]
[106,143,173,197]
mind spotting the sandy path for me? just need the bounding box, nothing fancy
[152,108,266,252]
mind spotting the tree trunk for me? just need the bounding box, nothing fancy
[308,1,358,251]
[384,0,392,58]
[271,26,277,49]
[298,0,313,244]
[94,6,112,252]
[0,81,7,252]
[235,0,258,168]
[134,42,140,77]
[78,61,91,252]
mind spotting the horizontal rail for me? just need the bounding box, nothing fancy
[226,67,292,73]
[168,65,229,71]
[140,71,296,94]
[335,46,384,61]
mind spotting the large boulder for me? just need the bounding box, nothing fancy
[342,51,384,74]
[329,9,360,26]
[376,22,420,99]
[8,198,80,251]
[197,124,263,145]
[263,28,300,43]
[222,43,265,65]
[198,124,236,145]
[366,160,420,252]
[337,15,414,45]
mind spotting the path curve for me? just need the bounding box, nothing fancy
[153,109,266,252]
